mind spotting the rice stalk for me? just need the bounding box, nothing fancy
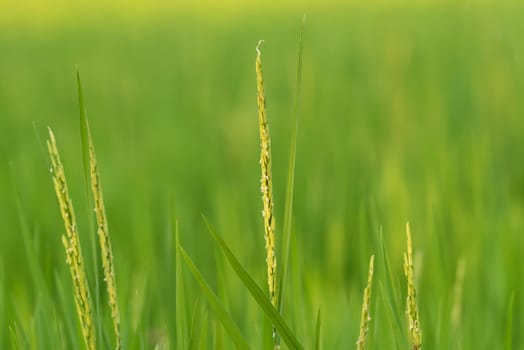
[47,128,95,350]
[403,222,422,350]
[86,121,121,350]
[356,255,374,350]
[256,39,278,347]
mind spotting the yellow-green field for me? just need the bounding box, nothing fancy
[1,3,523,349]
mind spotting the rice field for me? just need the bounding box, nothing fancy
[1,4,524,349]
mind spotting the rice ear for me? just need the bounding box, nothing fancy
[256,40,279,348]
[357,255,375,350]
[47,128,96,350]
[404,222,422,350]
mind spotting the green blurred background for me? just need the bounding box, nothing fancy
[1,1,524,348]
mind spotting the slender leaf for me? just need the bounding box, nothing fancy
[76,68,90,187]
[178,245,250,350]
[76,69,102,344]
[378,282,404,348]
[199,309,208,350]
[315,308,321,350]
[505,292,515,350]
[187,300,199,350]
[203,216,304,350]
[174,218,188,350]
[9,162,47,294]
[279,13,306,315]
[55,273,80,349]
[379,229,403,331]
[0,259,4,348]
[9,324,23,350]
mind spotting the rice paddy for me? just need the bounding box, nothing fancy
[1,3,524,349]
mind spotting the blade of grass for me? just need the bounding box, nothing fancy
[379,229,403,332]
[378,281,404,348]
[0,259,4,348]
[314,307,321,350]
[174,218,188,349]
[11,303,30,348]
[187,300,199,350]
[214,249,230,349]
[202,216,304,350]
[77,68,90,186]
[504,292,515,350]
[32,121,50,169]
[178,245,250,350]
[76,69,102,346]
[9,324,22,350]
[9,162,47,294]
[53,307,68,350]
[279,14,306,316]
[55,273,80,349]
[199,309,208,350]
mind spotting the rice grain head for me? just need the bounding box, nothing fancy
[256,40,278,347]
[47,128,96,350]
[87,121,121,350]
[356,255,374,350]
[403,222,422,350]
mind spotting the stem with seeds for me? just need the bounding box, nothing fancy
[404,222,422,350]
[256,40,279,348]
[357,255,374,350]
[87,121,121,350]
[48,128,96,350]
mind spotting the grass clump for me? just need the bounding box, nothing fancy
[47,128,96,350]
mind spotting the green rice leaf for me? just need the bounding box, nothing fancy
[199,309,208,350]
[0,259,3,348]
[76,68,90,188]
[202,216,304,350]
[174,218,188,349]
[187,300,199,350]
[379,229,403,331]
[178,245,250,350]
[315,307,321,350]
[505,292,515,350]
[279,14,306,315]
[9,162,47,293]
[75,68,102,347]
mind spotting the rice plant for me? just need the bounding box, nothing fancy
[356,255,374,350]
[255,39,279,348]
[78,72,121,350]
[47,128,96,350]
[404,222,422,350]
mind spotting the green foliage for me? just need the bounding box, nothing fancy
[203,217,304,349]
[1,6,524,348]
[178,244,250,350]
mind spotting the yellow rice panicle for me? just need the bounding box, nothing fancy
[86,122,121,350]
[356,255,375,350]
[48,128,96,350]
[404,222,422,350]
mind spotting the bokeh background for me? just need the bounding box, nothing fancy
[1,0,523,348]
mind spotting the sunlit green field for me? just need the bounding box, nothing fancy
[1,4,524,349]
